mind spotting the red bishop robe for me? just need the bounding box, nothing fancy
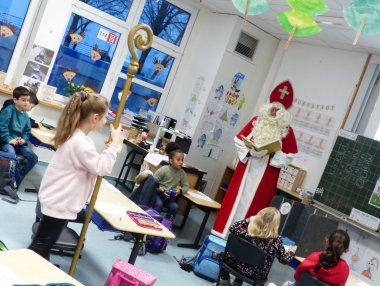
[212,116,298,239]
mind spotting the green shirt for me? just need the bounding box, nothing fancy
[154,165,189,194]
[0,104,31,144]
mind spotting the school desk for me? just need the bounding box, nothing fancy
[295,256,370,286]
[94,180,175,264]
[177,189,221,249]
[116,139,207,192]
[0,249,84,285]
[30,127,55,151]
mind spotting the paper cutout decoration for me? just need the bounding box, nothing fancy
[0,20,17,38]
[62,68,77,82]
[214,85,224,100]
[343,0,380,45]
[153,57,169,72]
[91,45,104,61]
[232,0,269,16]
[230,113,239,126]
[220,110,228,122]
[197,134,207,148]
[277,10,321,37]
[144,95,160,107]
[288,0,329,16]
[69,30,85,45]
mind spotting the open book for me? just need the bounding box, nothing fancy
[241,135,282,154]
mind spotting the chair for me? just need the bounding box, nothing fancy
[217,234,267,286]
[297,272,330,286]
[31,199,85,257]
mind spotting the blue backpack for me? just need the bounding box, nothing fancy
[193,234,227,282]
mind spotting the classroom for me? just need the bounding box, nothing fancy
[1,0,380,285]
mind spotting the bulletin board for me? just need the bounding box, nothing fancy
[314,130,380,218]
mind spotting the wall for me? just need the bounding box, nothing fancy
[257,41,368,191]
[178,13,279,196]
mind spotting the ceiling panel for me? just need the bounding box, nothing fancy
[198,0,380,55]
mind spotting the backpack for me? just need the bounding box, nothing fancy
[139,205,173,254]
[193,234,227,282]
[0,152,18,189]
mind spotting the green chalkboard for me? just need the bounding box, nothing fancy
[314,130,380,218]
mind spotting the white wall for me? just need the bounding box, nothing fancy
[179,13,279,196]
[257,41,368,191]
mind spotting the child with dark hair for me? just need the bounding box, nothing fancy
[0,86,38,191]
[153,144,189,220]
[2,90,41,128]
[283,229,350,286]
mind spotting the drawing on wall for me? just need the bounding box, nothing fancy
[361,257,379,280]
[21,76,40,95]
[30,44,54,66]
[292,107,336,136]
[197,133,207,148]
[196,71,247,159]
[202,144,220,160]
[214,84,224,100]
[294,130,327,158]
[230,113,239,127]
[225,72,245,105]
[179,75,206,134]
[369,176,380,209]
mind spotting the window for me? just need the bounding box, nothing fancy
[139,0,191,46]
[47,13,120,96]
[0,0,31,72]
[110,78,161,114]
[121,47,174,88]
[78,0,133,21]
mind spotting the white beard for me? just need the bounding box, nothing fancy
[249,103,290,146]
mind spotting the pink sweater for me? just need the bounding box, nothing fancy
[39,129,118,219]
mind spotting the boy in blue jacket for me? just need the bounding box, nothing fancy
[0,86,38,192]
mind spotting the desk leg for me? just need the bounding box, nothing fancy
[177,210,210,249]
[128,233,144,265]
[177,200,192,229]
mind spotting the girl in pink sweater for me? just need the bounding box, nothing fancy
[29,91,121,260]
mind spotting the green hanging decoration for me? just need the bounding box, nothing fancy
[288,0,329,16]
[277,10,321,37]
[343,0,380,35]
[232,0,269,17]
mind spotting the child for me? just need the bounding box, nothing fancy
[28,91,121,260]
[220,207,295,286]
[2,90,42,128]
[0,86,38,189]
[153,143,189,220]
[283,229,350,286]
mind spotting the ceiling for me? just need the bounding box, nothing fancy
[197,0,380,55]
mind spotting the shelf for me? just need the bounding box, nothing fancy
[214,166,235,204]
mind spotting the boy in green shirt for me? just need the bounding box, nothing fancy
[0,86,38,191]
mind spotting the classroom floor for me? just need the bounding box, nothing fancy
[1,163,295,286]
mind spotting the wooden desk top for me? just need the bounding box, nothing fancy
[0,249,84,285]
[182,189,221,210]
[31,127,55,146]
[96,180,175,238]
[295,257,370,286]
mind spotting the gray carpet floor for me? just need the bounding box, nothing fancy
[1,163,294,286]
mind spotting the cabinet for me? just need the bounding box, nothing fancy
[214,166,235,204]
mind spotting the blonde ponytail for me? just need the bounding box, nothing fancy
[54,91,108,148]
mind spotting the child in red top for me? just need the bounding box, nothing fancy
[284,229,350,286]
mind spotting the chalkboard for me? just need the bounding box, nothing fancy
[314,130,380,218]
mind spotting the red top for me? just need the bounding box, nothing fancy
[294,251,349,286]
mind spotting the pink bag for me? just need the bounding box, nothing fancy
[104,259,157,286]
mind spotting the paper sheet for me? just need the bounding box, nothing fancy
[144,153,168,167]
[32,129,55,139]
[188,192,214,202]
